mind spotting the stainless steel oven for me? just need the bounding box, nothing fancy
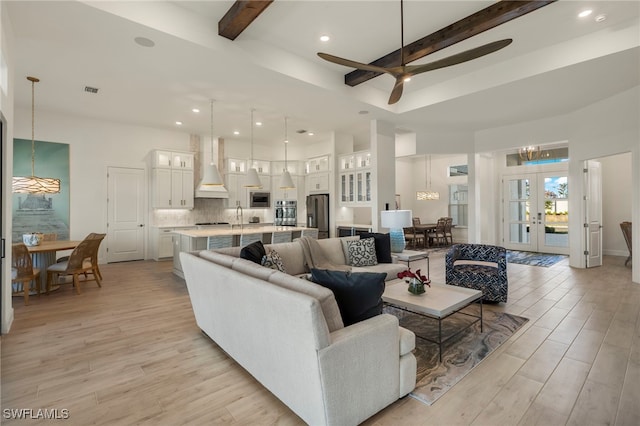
[249,192,271,208]
[275,200,297,226]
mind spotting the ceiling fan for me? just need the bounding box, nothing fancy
[318,0,513,105]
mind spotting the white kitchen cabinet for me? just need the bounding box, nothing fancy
[227,158,246,173]
[151,227,196,260]
[151,168,193,209]
[339,150,371,205]
[171,169,194,208]
[272,160,302,176]
[306,155,330,173]
[226,173,247,208]
[307,173,330,193]
[151,150,195,209]
[152,150,193,169]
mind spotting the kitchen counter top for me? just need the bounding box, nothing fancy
[173,226,308,238]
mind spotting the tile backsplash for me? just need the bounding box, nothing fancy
[152,198,274,226]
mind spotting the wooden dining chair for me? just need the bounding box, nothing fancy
[12,243,41,305]
[403,227,425,249]
[443,217,453,245]
[300,228,319,239]
[42,233,57,241]
[46,234,104,294]
[427,218,447,247]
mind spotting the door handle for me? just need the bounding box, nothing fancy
[139,224,144,227]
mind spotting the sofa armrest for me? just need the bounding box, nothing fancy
[317,313,412,425]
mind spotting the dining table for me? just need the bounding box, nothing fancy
[27,240,80,292]
[414,223,437,247]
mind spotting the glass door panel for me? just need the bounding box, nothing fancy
[503,175,536,251]
[538,174,569,253]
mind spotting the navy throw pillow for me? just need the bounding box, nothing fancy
[310,269,386,326]
[359,232,392,263]
[240,240,266,264]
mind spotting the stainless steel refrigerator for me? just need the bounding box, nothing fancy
[306,194,329,239]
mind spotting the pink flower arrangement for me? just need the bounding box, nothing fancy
[397,268,431,286]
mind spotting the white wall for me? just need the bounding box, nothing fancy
[601,153,632,256]
[1,0,16,333]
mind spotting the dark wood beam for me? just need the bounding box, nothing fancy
[218,0,274,41]
[345,0,557,86]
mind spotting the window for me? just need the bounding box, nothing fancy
[449,184,468,226]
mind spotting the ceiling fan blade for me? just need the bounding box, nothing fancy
[317,52,390,74]
[388,77,405,104]
[405,38,513,77]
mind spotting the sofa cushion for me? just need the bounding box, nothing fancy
[310,269,386,326]
[268,270,344,332]
[264,241,307,276]
[231,257,278,281]
[359,232,392,264]
[315,237,356,266]
[240,240,266,264]
[262,249,286,273]
[342,238,378,267]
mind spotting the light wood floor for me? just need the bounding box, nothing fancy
[2,252,638,425]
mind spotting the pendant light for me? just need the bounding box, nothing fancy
[244,108,262,188]
[279,116,295,189]
[416,154,439,200]
[199,99,224,186]
[12,76,61,194]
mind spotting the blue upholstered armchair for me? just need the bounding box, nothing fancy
[445,244,508,303]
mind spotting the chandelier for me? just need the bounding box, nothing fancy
[519,145,541,162]
[416,155,439,200]
[12,76,61,194]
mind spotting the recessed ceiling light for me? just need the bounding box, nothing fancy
[320,35,330,42]
[134,36,155,47]
[192,108,200,113]
[255,121,262,126]
[595,14,607,22]
[403,77,411,82]
[233,131,240,135]
[578,10,593,18]
[308,132,314,136]
[175,121,183,125]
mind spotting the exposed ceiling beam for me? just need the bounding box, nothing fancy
[345,0,557,86]
[218,0,274,41]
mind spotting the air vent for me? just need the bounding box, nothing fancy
[296,129,306,134]
[84,86,99,94]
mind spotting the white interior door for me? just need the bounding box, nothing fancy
[107,167,145,263]
[503,172,569,254]
[585,160,603,267]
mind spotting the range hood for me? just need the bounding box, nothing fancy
[195,185,229,199]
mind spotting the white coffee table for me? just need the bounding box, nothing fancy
[383,279,483,362]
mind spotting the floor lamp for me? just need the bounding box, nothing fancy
[381,210,412,253]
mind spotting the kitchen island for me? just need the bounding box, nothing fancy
[172,225,309,278]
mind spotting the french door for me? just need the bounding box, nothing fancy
[503,172,569,255]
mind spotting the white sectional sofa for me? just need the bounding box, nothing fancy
[180,237,416,426]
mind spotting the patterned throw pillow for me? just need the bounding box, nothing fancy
[261,249,286,273]
[345,238,378,267]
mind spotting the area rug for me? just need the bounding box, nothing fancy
[383,304,528,405]
[506,250,567,267]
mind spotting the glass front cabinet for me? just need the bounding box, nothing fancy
[339,150,371,206]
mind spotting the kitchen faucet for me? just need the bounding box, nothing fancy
[236,205,244,230]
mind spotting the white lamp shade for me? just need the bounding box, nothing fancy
[279,170,295,189]
[380,210,412,229]
[244,168,262,188]
[200,164,223,186]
